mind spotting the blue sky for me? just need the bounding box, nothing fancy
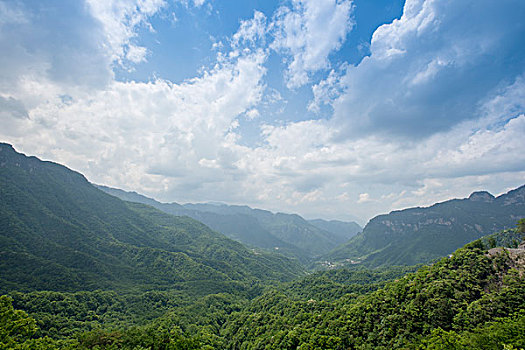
[114,0,405,135]
[1,0,524,224]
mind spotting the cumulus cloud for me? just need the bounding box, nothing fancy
[308,67,347,113]
[126,44,148,63]
[1,0,524,224]
[232,10,267,49]
[332,0,525,138]
[1,49,268,202]
[226,68,525,220]
[85,0,166,65]
[357,193,371,203]
[0,0,112,94]
[271,0,354,88]
[245,108,260,120]
[249,106,525,220]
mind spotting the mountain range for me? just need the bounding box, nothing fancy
[0,143,303,294]
[325,186,525,267]
[1,141,524,349]
[97,185,361,262]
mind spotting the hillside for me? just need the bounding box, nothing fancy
[0,143,303,294]
[307,218,361,242]
[98,186,360,262]
[3,226,524,349]
[324,187,525,267]
[2,140,524,349]
[222,238,525,349]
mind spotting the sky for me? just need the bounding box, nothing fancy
[1,0,524,225]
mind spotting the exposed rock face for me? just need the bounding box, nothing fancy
[469,191,495,202]
[503,186,525,206]
[326,185,525,267]
[487,242,525,276]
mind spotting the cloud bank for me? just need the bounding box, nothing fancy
[1,0,524,224]
[332,0,525,138]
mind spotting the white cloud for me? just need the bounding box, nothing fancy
[0,1,28,26]
[212,64,524,220]
[1,49,268,202]
[244,114,525,221]
[0,1,112,95]
[357,193,371,203]
[85,0,166,65]
[126,44,148,63]
[308,67,346,113]
[232,10,267,49]
[7,68,522,222]
[333,0,525,138]
[271,0,354,89]
[1,0,524,225]
[245,108,260,120]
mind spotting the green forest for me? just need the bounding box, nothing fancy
[1,143,525,349]
[2,0,525,348]
[2,225,525,349]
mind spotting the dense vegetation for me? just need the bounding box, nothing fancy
[1,143,524,349]
[0,143,304,295]
[2,226,524,349]
[222,234,525,349]
[326,187,525,267]
[99,186,361,263]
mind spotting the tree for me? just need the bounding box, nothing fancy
[0,295,38,347]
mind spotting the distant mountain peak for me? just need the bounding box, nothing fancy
[1,145,305,292]
[0,143,17,159]
[500,185,525,205]
[204,201,228,206]
[468,191,495,202]
[326,184,525,267]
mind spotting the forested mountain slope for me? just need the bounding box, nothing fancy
[223,228,525,349]
[3,224,524,349]
[99,185,360,262]
[325,186,525,267]
[2,141,524,349]
[307,218,361,242]
[0,143,303,294]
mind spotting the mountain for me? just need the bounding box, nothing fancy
[96,186,304,259]
[0,143,303,294]
[324,186,525,267]
[307,219,361,243]
[98,186,358,262]
[3,223,524,349]
[481,218,525,249]
[222,235,525,349]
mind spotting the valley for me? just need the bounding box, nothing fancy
[2,0,524,348]
[1,143,524,349]
[97,185,362,264]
